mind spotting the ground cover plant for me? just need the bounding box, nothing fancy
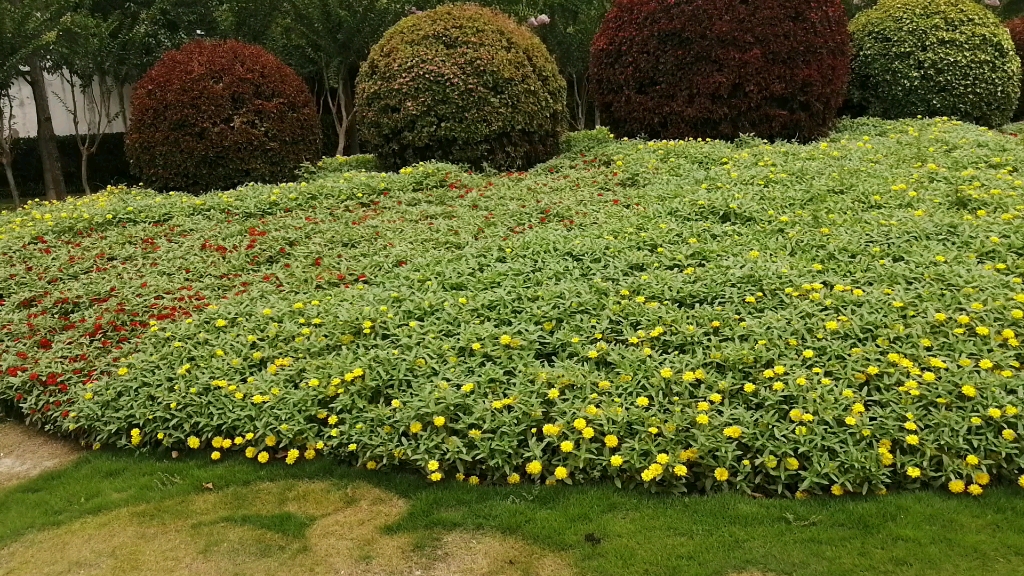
[0,117,1023,499]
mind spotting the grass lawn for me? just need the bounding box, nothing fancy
[2,445,1024,576]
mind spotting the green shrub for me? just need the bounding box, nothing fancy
[849,0,1021,128]
[356,3,567,171]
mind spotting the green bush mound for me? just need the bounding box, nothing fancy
[1,118,1023,498]
[849,0,1021,128]
[356,4,567,171]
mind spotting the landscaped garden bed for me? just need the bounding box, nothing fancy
[1,118,1022,497]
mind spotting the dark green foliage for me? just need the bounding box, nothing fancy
[849,0,1021,127]
[356,3,567,171]
[0,134,131,198]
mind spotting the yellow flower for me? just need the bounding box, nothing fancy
[210,450,222,461]
[499,334,512,345]
[785,457,799,471]
[604,435,619,448]
[573,418,587,431]
[743,383,756,393]
[660,368,673,378]
[975,472,991,486]
[427,460,440,472]
[989,408,1003,418]
[286,449,300,465]
[548,388,560,400]
[906,466,921,478]
[673,465,688,477]
[714,467,729,482]
[1018,475,1024,489]
[948,479,966,494]
[433,416,446,427]
[117,367,129,376]
[966,455,980,466]
[723,426,742,439]
[508,473,521,484]
[636,396,650,407]
[696,414,710,425]
[1003,429,1017,441]
[961,385,977,398]
[967,484,983,496]
[905,435,920,446]
[554,466,569,480]
[560,441,575,453]
[257,451,270,464]
[802,349,814,359]
[265,435,277,447]
[187,436,200,449]
[831,484,844,496]
[542,424,561,436]
[245,447,257,458]
[410,421,423,434]
[429,472,443,482]
[789,409,803,422]
[610,455,624,467]
[526,460,542,475]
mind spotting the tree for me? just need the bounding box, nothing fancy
[8,0,68,202]
[530,0,611,130]
[274,0,404,156]
[51,8,121,194]
[0,0,47,206]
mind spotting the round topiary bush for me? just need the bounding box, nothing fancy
[588,0,850,142]
[126,40,320,193]
[356,4,567,171]
[849,0,1021,128]
[1006,17,1024,121]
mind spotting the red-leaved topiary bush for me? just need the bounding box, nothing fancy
[1007,17,1024,120]
[589,0,851,142]
[126,40,320,193]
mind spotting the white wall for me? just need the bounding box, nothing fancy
[6,71,132,138]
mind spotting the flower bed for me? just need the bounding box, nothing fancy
[1,118,1022,497]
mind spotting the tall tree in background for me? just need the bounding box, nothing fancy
[529,0,611,130]
[9,0,67,201]
[274,0,403,156]
[0,0,53,205]
[50,7,121,194]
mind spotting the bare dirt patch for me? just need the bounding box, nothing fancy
[0,480,575,576]
[0,421,81,488]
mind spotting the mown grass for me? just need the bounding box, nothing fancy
[3,448,1024,576]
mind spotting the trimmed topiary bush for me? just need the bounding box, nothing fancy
[850,0,1021,128]
[1006,17,1024,121]
[356,4,567,171]
[588,0,850,142]
[126,40,320,193]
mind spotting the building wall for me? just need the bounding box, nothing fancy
[6,71,132,138]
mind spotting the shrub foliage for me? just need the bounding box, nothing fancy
[1007,17,1024,121]
[125,40,320,193]
[849,0,1021,128]
[589,0,850,142]
[356,4,567,171]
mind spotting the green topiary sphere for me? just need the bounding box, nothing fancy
[849,0,1021,128]
[356,3,567,171]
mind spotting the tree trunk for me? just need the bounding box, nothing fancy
[25,56,66,201]
[117,87,129,131]
[81,151,91,195]
[3,161,19,208]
